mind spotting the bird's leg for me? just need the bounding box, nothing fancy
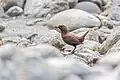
[70,46,76,55]
[60,47,65,51]
[62,46,76,56]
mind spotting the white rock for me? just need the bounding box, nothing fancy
[74,2,101,14]
[47,9,101,31]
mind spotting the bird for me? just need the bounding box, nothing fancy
[56,25,90,55]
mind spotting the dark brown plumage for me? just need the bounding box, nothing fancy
[57,25,89,55]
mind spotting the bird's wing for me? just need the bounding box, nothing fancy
[62,34,80,45]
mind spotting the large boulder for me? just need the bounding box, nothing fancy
[74,2,101,14]
[47,9,101,31]
[24,0,69,18]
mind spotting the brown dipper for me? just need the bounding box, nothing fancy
[57,25,90,55]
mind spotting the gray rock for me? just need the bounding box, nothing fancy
[47,9,101,31]
[21,44,63,59]
[106,0,120,21]
[0,44,17,64]
[67,0,78,8]
[98,27,120,54]
[62,40,101,65]
[24,0,69,18]
[0,7,6,18]
[74,2,101,14]
[26,18,45,26]
[38,30,65,48]
[27,61,55,80]
[109,7,120,21]
[107,39,120,54]
[2,0,26,12]
[73,28,100,42]
[95,51,120,72]
[2,36,22,44]
[75,40,101,65]
[0,66,17,80]
[72,28,107,43]
[4,19,49,38]
[6,6,23,17]
[78,0,90,2]
[0,24,5,32]
[100,0,112,16]
[91,0,102,7]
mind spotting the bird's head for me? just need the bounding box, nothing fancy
[56,25,68,34]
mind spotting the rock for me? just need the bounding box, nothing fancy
[97,27,112,43]
[107,39,120,54]
[64,74,82,80]
[0,44,17,63]
[91,0,103,10]
[75,40,101,65]
[0,24,5,32]
[0,7,6,18]
[2,36,22,45]
[21,44,63,59]
[2,36,33,48]
[72,28,107,43]
[24,0,69,18]
[12,44,63,71]
[93,14,114,29]
[12,44,63,69]
[74,2,101,14]
[47,9,101,31]
[106,0,120,21]
[95,51,120,72]
[46,57,93,78]
[62,40,101,65]
[4,19,49,37]
[67,0,78,8]
[100,0,112,16]
[0,65,17,80]
[2,0,26,12]
[109,7,120,21]
[98,27,120,54]
[26,60,55,80]
[38,30,65,49]
[26,18,45,26]
[78,0,90,2]
[6,6,23,17]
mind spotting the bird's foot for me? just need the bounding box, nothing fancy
[60,47,65,51]
[63,51,75,56]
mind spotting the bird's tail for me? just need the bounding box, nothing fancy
[78,30,90,43]
[81,30,90,39]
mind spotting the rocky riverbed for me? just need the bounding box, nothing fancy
[0,0,120,80]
